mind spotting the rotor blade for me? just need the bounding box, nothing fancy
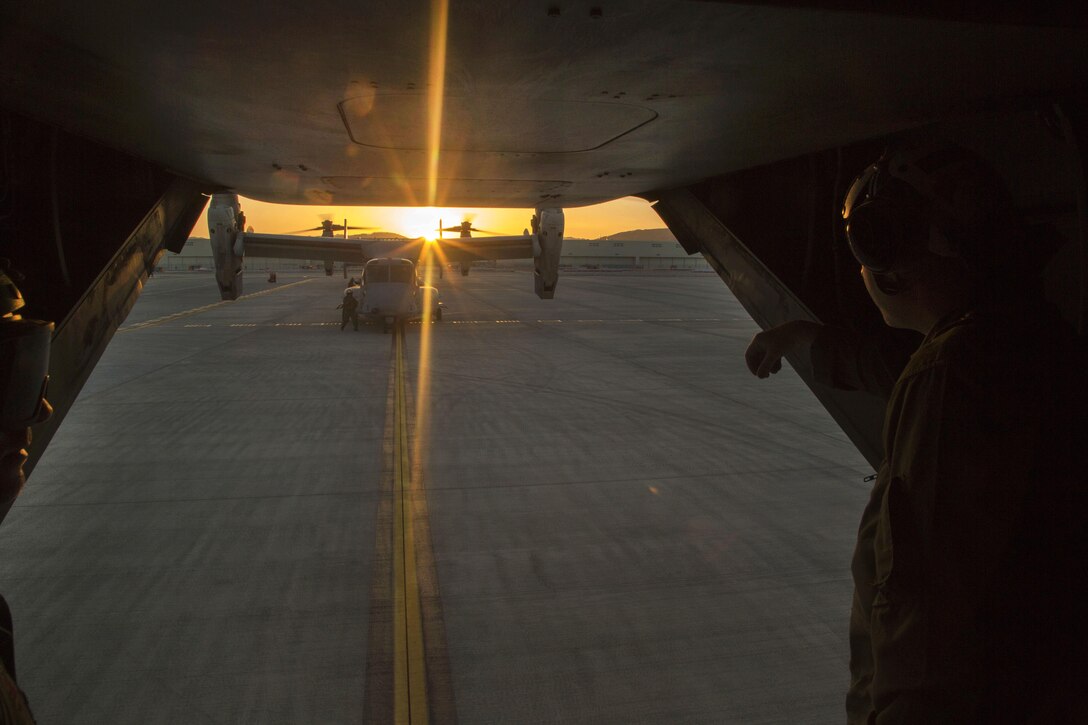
[470,227,505,235]
[343,225,378,230]
[439,226,462,232]
[284,226,325,234]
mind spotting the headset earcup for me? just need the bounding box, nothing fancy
[846,200,923,274]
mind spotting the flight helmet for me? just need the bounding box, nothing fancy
[842,144,1018,277]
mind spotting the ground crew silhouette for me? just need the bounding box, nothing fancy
[745,143,1088,723]
[337,289,359,331]
[0,261,53,723]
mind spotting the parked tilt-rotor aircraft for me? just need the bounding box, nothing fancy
[206,192,556,296]
[1,1,1086,498]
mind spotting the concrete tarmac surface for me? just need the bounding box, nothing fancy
[1,269,873,724]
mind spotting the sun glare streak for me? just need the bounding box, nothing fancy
[412,242,440,485]
[430,238,452,268]
[427,0,449,208]
[411,0,450,504]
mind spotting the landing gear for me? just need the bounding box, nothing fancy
[433,308,443,321]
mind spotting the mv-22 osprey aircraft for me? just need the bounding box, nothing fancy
[206,194,564,300]
[208,196,550,328]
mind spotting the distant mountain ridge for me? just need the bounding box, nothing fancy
[595,228,676,242]
[349,231,410,239]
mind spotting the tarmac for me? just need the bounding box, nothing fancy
[0,268,873,724]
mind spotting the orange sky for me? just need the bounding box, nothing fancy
[193,195,666,241]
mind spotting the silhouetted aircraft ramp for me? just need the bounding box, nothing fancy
[3,270,870,723]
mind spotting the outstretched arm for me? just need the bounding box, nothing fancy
[746,320,916,399]
[744,320,821,378]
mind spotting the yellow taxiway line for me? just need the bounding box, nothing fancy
[393,326,429,724]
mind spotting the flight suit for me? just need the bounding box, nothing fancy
[1,597,34,724]
[811,297,1088,724]
[0,662,34,724]
[339,293,359,331]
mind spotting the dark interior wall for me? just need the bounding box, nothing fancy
[688,0,1088,28]
[686,142,885,331]
[0,110,178,325]
[674,105,1086,337]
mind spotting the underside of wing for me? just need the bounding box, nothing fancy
[436,236,534,264]
[241,233,367,264]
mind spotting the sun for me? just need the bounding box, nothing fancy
[383,206,481,240]
[382,207,443,240]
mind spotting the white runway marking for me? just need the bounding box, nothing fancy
[117,278,315,333]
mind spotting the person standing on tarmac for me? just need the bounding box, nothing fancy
[337,288,359,331]
[744,144,1088,723]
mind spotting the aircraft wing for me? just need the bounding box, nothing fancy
[435,235,534,264]
[357,238,426,261]
[242,231,532,266]
[243,233,436,264]
[240,233,367,264]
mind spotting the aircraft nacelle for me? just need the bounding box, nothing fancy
[532,207,564,299]
[208,193,245,300]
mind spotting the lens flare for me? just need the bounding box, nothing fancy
[411,0,451,495]
[427,0,449,208]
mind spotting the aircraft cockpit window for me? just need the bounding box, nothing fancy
[389,265,414,284]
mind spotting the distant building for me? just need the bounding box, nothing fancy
[160,237,214,271]
[494,236,707,270]
[558,238,708,270]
